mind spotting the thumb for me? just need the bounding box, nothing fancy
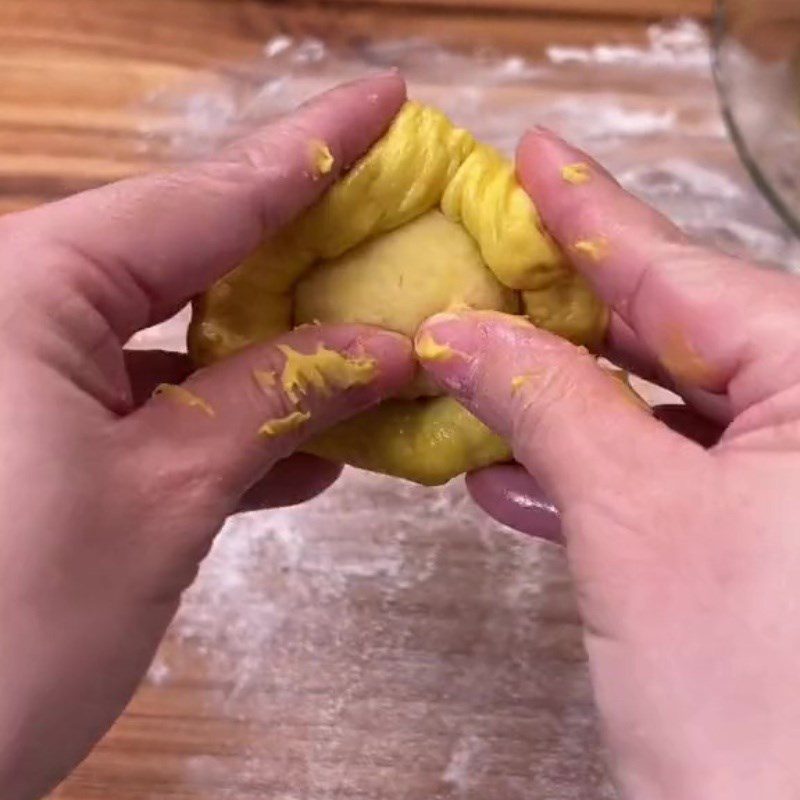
[122,324,414,508]
[416,311,695,506]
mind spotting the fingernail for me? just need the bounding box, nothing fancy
[423,310,465,327]
[372,67,401,79]
[423,310,530,342]
[530,124,560,138]
[416,318,481,392]
[359,329,414,365]
[476,310,532,328]
[415,332,459,362]
[358,330,415,395]
[367,328,411,346]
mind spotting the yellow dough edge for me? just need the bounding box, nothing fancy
[305,397,512,487]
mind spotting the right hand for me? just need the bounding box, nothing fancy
[417,129,800,798]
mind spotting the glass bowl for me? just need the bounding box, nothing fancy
[713,0,800,236]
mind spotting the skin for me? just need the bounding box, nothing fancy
[2,74,799,800]
[417,129,800,799]
[0,74,415,800]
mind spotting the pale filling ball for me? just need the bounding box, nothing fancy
[293,210,519,397]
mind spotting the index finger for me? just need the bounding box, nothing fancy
[516,129,800,416]
[4,73,406,340]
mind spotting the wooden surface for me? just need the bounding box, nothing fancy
[0,0,714,215]
[0,2,717,799]
[327,0,712,16]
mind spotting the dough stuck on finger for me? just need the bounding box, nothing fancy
[189,101,608,485]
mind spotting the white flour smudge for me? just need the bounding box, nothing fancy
[548,18,711,70]
[443,734,487,793]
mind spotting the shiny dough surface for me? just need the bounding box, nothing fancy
[189,102,607,485]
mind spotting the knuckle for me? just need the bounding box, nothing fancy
[219,116,309,179]
[511,355,593,441]
[96,440,231,603]
[194,154,290,233]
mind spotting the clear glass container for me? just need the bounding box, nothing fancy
[713,0,800,236]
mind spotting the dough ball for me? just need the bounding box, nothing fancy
[294,210,518,397]
[294,210,519,335]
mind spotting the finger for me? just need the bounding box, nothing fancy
[238,454,342,512]
[124,350,344,509]
[604,312,666,386]
[124,350,193,407]
[123,324,414,506]
[7,73,406,339]
[467,402,723,540]
[517,129,800,416]
[466,464,562,543]
[604,314,732,426]
[417,311,700,505]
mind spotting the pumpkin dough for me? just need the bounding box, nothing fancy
[189,102,608,485]
[294,209,517,397]
[306,397,511,488]
[295,210,518,340]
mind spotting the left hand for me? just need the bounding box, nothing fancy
[0,74,414,800]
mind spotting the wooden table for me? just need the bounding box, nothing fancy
[2,2,717,799]
[1,0,712,215]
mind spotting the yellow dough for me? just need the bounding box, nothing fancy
[523,273,608,347]
[294,209,518,397]
[306,397,511,487]
[189,102,608,485]
[295,210,518,339]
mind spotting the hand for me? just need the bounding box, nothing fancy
[417,130,800,798]
[0,75,415,800]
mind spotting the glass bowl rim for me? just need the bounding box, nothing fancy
[711,0,800,238]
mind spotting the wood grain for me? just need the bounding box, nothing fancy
[323,0,714,19]
[0,0,716,246]
[0,0,673,213]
